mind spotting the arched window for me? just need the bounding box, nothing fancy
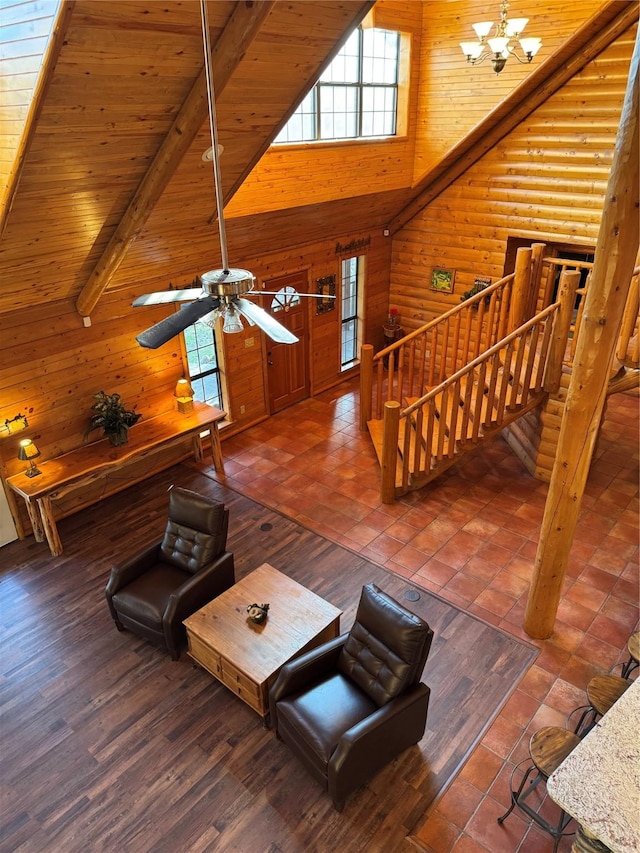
[270,286,301,313]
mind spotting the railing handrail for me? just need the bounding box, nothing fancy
[375,271,516,361]
[402,303,559,417]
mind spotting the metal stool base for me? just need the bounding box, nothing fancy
[498,758,574,853]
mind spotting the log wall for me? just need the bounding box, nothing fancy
[413,0,611,179]
[390,24,636,337]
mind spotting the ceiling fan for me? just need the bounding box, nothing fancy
[133,0,331,350]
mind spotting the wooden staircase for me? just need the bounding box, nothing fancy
[369,306,555,498]
[360,247,640,503]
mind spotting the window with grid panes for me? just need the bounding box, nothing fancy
[274,27,399,144]
[341,256,362,369]
[183,323,223,410]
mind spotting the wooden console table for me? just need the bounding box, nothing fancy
[7,402,225,556]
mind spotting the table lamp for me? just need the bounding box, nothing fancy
[18,438,42,477]
[174,378,194,413]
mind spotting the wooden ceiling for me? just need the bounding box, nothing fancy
[0,0,373,315]
[0,0,634,321]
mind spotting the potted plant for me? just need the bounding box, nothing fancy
[85,391,142,447]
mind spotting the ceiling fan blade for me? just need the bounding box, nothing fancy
[251,291,335,299]
[136,296,220,349]
[133,288,203,307]
[235,298,298,344]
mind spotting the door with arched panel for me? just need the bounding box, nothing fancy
[264,272,309,413]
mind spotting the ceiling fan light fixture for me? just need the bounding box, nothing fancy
[132,0,302,348]
[222,304,244,334]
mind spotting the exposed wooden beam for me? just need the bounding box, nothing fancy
[0,1,76,238]
[75,1,274,318]
[387,0,638,235]
[523,25,639,640]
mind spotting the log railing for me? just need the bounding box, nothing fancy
[360,245,638,502]
[616,264,640,367]
[379,303,560,502]
[360,245,539,429]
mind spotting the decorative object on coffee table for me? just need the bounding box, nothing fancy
[85,390,141,446]
[247,602,269,624]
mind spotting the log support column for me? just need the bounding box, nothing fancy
[524,30,640,639]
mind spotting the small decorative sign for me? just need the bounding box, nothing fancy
[316,274,336,314]
[335,236,371,255]
[431,268,456,293]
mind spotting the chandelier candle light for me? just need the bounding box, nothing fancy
[460,1,541,74]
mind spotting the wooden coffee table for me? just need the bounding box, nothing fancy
[183,562,342,722]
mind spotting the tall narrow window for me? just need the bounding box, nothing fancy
[183,323,223,410]
[341,256,363,369]
[274,27,399,144]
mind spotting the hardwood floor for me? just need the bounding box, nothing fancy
[1,465,536,853]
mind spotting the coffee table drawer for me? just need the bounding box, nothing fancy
[220,660,262,707]
[188,634,222,677]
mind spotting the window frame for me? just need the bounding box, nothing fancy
[274,26,401,145]
[340,255,365,370]
[180,320,225,412]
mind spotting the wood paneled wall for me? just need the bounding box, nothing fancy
[413,0,611,180]
[226,0,422,219]
[390,23,636,336]
[1,1,633,540]
[0,228,390,504]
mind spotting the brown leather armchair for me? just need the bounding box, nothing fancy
[269,582,433,810]
[105,487,234,659]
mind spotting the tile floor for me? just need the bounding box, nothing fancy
[207,378,639,853]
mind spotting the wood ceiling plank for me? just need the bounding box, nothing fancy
[75,0,275,317]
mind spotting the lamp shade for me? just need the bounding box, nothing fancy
[460,41,484,60]
[223,304,244,334]
[174,378,194,399]
[18,438,42,477]
[174,378,195,413]
[519,37,542,57]
[18,438,40,461]
[472,20,493,39]
[505,17,528,37]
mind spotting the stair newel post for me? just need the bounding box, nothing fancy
[360,344,374,430]
[509,247,533,333]
[381,401,401,504]
[529,242,546,317]
[543,269,580,393]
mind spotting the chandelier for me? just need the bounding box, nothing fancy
[460,1,542,74]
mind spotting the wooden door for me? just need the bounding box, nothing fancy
[264,272,309,413]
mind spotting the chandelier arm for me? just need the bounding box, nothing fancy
[468,50,492,66]
[200,0,229,273]
[505,45,530,64]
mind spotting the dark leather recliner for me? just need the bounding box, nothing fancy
[105,487,234,659]
[269,582,433,810]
